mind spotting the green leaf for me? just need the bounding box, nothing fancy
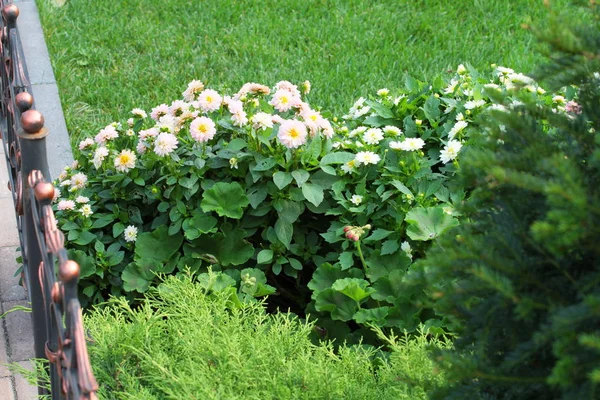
[315,289,359,321]
[134,177,145,186]
[122,263,155,292]
[157,202,170,213]
[274,218,293,249]
[381,239,400,255]
[112,222,125,238]
[107,251,125,267]
[272,171,293,190]
[73,231,96,246]
[253,157,278,171]
[307,262,363,298]
[423,95,441,122]
[201,181,249,219]
[67,249,96,279]
[61,221,79,231]
[366,250,411,282]
[187,225,254,267]
[240,268,276,297]
[288,257,303,270]
[405,206,459,241]
[292,169,310,186]
[247,186,268,209]
[301,183,324,207]
[257,249,274,264]
[354,307,390,326]
[339,252,354,271]
[135,225,183,262]
[197,272,237,292]
[390,180,414,197]
[91,215,114,229]
[365,100,394,119]
[331,278,374,303]
[363,229,394,243]
[320,152,355,166]
[274,199,305,224]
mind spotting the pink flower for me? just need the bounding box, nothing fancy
[182,80,205,102]
[277,119,308,149]
[196,89,222,113]
[269,89,300,113]
[57,200,75,211]
[153,132,178,157]
[190,117,216,143]
[565,101,582,114]
[94,125,119,144]
[150,104,169,121]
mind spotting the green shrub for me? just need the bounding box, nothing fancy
[410,4,600,398]
[83,273,449,399]
[52,67,569,338]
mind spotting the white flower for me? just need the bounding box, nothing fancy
[57,200,75,211]
[448,120,468,140]
[123,225,138,243]
[302,80,311,95]
[131,108,148,118]
[94,124,119,144]
[79,204,93,217]
[319,119,335,139]
[93,147,109,169]
[464,100,485,110]
[301,108,323,133]
[60,180,71,187]
[362,128,384,145]
[190,117,216,142]
[484,83,500,91]
[349,126,367,138]
[182,80,205,102]
[552,95,566,104]
[443,79,459,95]
[231,109,248,127]
[196,89,223,113]
[457,64,467,75]
[350,195,363,205]
[269,89,300,112]
[390,138,425,151]
[75,196,89,203]
[136,141,147,154]
[154,132,178,157]
[150,104,169,121]
[343,97,371,120]
[377,88,390,97]
[251,112,274,131]
[158,114,179,133]
[70,173,88,189]
[456,112,465,121]
[401,241,412,259]
[277,119,307,149]
[496,66,514,75]
[139,127,159,140]
[440,140,463,164]
[383,126,402,136]
[126,129,135,136]
[340,160,356,174]
[114,149,137,173]
[52,188,61,202]
[354,151,381,165]
[78,138,94,150]
[169,100,190,117]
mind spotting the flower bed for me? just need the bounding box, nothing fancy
[53,64,568,337]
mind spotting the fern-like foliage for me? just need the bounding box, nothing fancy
[414,2,600,399]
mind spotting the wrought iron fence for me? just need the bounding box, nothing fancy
[0,2,98,399]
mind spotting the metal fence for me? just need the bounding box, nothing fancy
[0,2,98,399]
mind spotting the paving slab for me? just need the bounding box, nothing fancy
[0,376,15,400]
[0,329,11,378]
[3,301,34,362]
[0,198,19,247]
[0,247,27,303]
[13,361,37,400]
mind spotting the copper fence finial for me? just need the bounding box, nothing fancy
[15,91,33,112]
[1,4,19,23]
[21,109,44,133]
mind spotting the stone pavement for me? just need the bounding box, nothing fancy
[0,0,72,398]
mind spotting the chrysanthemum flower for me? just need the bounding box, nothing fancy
[78,138,94,150]
[464,100,485,110]
[169,100,190,117]
[349,126,367,138]
[57,200,75,211]
[182,80,205,102]
[196,89,222,113]
[383,126,402,136]
[350,195,363,205]
[440,140,463,164]
[448,120,468,140]
[231,110,248,127]
[70,173,88,189]
[190,117,216,143]
[390,138,425,151]
[277,119,308,149]
[114,149,137,173]
[319,119,335,139]
[139,127,159,140]
[251,112,273,131]
[274,80,301,97]
[79,204,93,217]
[75,196,89,203]
[355,151,381,165]
[131,108,148,118]
[123,225,138,242]
[94,125,119,145]
[93,147,109,169]
[150,104,170,121]
[363,128,384,145]
[154,132,178,157]
[269,89,300,113]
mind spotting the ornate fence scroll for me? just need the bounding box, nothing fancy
[0,2,98,399]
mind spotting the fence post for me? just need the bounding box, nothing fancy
[18,109,50,397]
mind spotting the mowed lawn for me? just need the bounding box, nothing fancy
[36,0,582,144]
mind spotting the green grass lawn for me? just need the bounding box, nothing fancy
[36,0,582,145]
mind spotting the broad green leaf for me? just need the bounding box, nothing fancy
[240,268,276,297]
[365,250,411,282]
[363,229,394,243]
[272,171,293,190]
[252,157,278,171]
[107,251,125,267]
[91,215,114,229]
[423,95,441,122]
[405,206,459,241]
[61,221,79,231]
[135,225,183,262]
[257,249,274,264]
[122,263,155,292]
[331,278,374,303]
[288,257,303,270]
[112,222,125,238]
[371,270,406,303]
[274,199,304,224]
[315,289,359,321]
[247,186,268,209]
[339,252,354,271]
[307,263,363,298]
[187,225,254,267]
[381,240,400,255]
[274,218,293,249]
[197,272,236,292]
[73,231,96,246]
[390,180,414,197]
[201,181,249,219]
[365,100,394,119]
[292,169,310,186]
[301,183,324,207]
[354,307,390,325]
[320,152,355,166]
[67,249,96,279]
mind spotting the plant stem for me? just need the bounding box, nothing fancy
[356,240,367,269]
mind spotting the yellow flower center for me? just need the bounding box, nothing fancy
[119,154,131,164]
[199,124,208,133]
[280,96,289,105]
[206,96,213,103]
[289,128,299,138]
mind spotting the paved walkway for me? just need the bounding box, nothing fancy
[0,0,72,398]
